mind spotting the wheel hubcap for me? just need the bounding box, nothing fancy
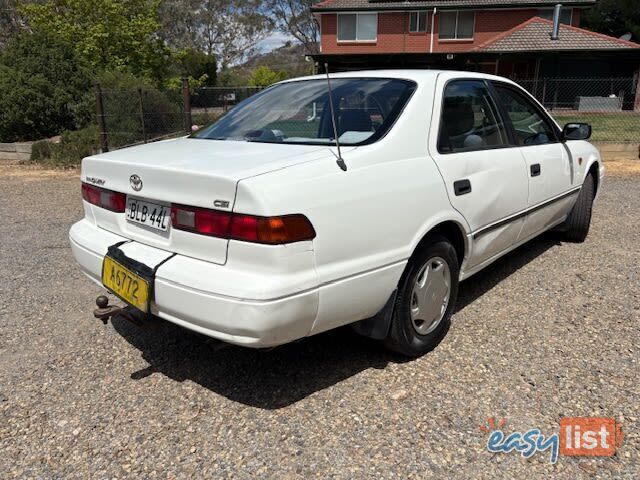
[410,257,451,335]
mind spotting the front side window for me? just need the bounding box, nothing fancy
[438,80,508,153]
[338,13,377,41]
[439,11,475,40]
[193,78,416,146]
[409,11,428,33]
[493,84,558,146]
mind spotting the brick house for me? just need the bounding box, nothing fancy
[311,0,640,82]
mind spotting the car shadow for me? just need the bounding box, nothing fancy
[455,232,560,313]
[111,232,561,409]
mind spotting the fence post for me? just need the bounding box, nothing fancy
[634,69,640,112]
[138,88,147,143]
[95,83,109,153]
[182,77,192,134]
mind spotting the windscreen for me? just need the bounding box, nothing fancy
[192,78,416,146]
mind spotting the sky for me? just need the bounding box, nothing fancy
[257,31,297,53]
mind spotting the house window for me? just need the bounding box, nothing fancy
[439,11,475,40]
[337,13,377,42]
[409,11,428,33]
[537,8,573,25]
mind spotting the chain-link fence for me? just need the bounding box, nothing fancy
[515,77,640,143]
[96,85,186,151]
[95,77,640,151]
[191,86,264,125]
[95,83,264,151]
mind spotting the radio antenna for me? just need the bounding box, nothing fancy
[324,63,347,171]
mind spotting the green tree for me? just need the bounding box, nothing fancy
[158,0,273,68]
[0,31,92,142]
[21,0,170,81]
[267,0,319,54]
[217,67,250,87]
[583,0,640,42]
[176,48,217,86]
[248,66,288,87]
[0,0,25,49]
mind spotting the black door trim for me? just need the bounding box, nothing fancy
[472,186,581,240]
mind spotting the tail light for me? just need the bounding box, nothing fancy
[80,181,315,245]
[171,204,315,244]
[81,182,126,212]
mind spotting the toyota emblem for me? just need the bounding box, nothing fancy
[130,174,143,192]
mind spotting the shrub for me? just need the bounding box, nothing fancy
[30,140,53,163]
[0,31,92,142]
[52,125,100,166]
[31,125,100,167]
[248,66,288,87]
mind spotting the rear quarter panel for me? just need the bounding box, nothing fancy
[234,80,469,334]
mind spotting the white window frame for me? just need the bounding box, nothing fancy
[409,11,428,33]
[439,10,475,41]
[337,13,378,42]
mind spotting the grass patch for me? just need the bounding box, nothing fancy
[552,112,640,143]
[602,159,640,176]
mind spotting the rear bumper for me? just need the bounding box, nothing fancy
[69,220,319,347]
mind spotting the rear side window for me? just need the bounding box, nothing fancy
[438,80,508,154]
[493,84,558,146]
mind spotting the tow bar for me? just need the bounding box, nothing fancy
[93,295,158,330]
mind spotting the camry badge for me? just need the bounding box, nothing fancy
[130,174,143,192]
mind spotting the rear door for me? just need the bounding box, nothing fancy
[491,82,575,239]
[429,77,530,268]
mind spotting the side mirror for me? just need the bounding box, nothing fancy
[562,123,592,141]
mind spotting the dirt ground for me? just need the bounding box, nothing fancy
[0,161,638,478]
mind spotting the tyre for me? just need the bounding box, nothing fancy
[562,174,595,243]
[384,235,459,357]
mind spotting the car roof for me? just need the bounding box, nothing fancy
[278,69,518,86]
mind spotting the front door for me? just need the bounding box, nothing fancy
[492,83,575,239]
[429,77,530,268]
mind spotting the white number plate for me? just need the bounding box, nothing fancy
[126,197,169,231]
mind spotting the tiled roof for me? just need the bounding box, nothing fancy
[312,0,595,12]
[475,17,640,52]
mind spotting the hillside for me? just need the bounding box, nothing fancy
[239,42,315,78]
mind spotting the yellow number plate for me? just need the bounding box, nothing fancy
[102,256,150,313]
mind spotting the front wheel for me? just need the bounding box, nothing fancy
[562,174,595,243]
[384,235,459,357]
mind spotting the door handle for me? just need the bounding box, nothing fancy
[530,163,541,177]
[453,179,472,196]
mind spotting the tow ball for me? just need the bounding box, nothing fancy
[93,295,122,324]
[93,295,157,330]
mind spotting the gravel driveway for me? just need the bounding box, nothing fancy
[0,165,638,478]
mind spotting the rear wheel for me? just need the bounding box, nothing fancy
[384,236,459,357]
[562,174,595,243]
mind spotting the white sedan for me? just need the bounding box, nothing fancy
[70,70,603,356]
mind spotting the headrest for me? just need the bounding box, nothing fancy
[442,99,475,137]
